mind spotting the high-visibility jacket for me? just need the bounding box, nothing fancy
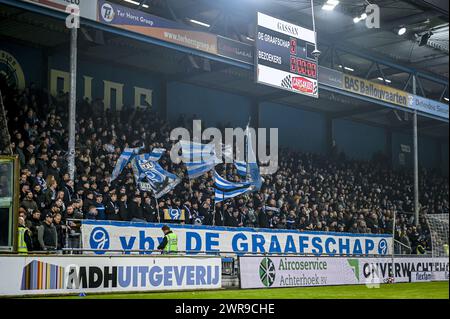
[164,232,178,253]
[18,226,29,254]
[416,244,425,255]
[443,244,449,257]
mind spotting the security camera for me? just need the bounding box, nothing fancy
[312,49,321,59]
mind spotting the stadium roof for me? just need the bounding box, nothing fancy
[0,0,448,138]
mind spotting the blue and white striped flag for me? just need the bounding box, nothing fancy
[232,127,263,191]
[134,148,166,163]
[110,146,143,181]
[245,126,263,191]
[132,157,181,199]
[214,170,252,203]
[234,161,247,177]
[180,141,220,179]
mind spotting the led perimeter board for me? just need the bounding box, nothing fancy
[256,12,319,98]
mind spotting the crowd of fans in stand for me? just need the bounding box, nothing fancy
[1,85,448,253]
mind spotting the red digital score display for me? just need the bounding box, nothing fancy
[289,38,317,79]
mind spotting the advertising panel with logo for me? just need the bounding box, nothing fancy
[240,256,449,289]
[256,12,318,98]
[0,256,221,296]
[343,74,410,108]
[97,0,217,55]
[408,94,449,120]
[81,220,392,256]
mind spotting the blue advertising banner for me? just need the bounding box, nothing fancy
[409,95,449,120]
[81,220,393,256]
[97,0,218,55]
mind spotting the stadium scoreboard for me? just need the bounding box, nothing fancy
[256,12,319,98]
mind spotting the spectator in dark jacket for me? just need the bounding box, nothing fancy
[118,194,129,221]
[37,212,57,251]
[20,191,38,216]
[226,210,243,228]
[199,198,214,226]
[129,195,145,222]
[28,209,42,251]
[86,206,98,220]
[53,212,66,250]
[105,193,121,221]
[142,196,158,223]
[94,193,106,220]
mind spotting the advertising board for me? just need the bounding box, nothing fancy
[81,220,392,256]
[239,256,449,289]
[0,255,221,296]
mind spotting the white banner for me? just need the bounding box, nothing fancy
[0,255,221,296]
[257,12,316,43]
[22,0,98,20]
[239,256,449,289]
[81,220,392,256]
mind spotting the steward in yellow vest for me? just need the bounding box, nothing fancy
[18,217,32,254]
[416,244,426,255]
[158,225,178,254]
[443,244,449,257]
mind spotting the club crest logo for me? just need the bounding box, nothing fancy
[0,50,26,90]
[100,3,115,23]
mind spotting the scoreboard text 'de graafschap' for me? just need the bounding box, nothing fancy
[256,12,319,98]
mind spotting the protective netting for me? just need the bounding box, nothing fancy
[425,214,449,258]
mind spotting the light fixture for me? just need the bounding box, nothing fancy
[378,77,391,83]
[444,97,449,102]
[322,0,339,11]
[398,27,407,36]
[354,10,368,23]
[344,66,354,72]
[123,0,149,8]
[189,19,210,28]
[246,36,254,42]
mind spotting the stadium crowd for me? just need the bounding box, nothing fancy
[1,85,448,253]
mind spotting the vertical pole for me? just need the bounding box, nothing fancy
[155,195,161,223]
[391,209,396,280]
[413,75,419,227]
[68,27,78,181]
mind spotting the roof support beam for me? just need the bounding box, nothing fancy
[439,85,448,102]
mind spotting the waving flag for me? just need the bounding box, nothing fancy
[232,126,263,190]
[245,126,263,191]
[180,141,220,179]
[234,161,247,177]
[214,170,252,203]
[132,157,181,198]
[110,146,143,181]
[135,148,166,163]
